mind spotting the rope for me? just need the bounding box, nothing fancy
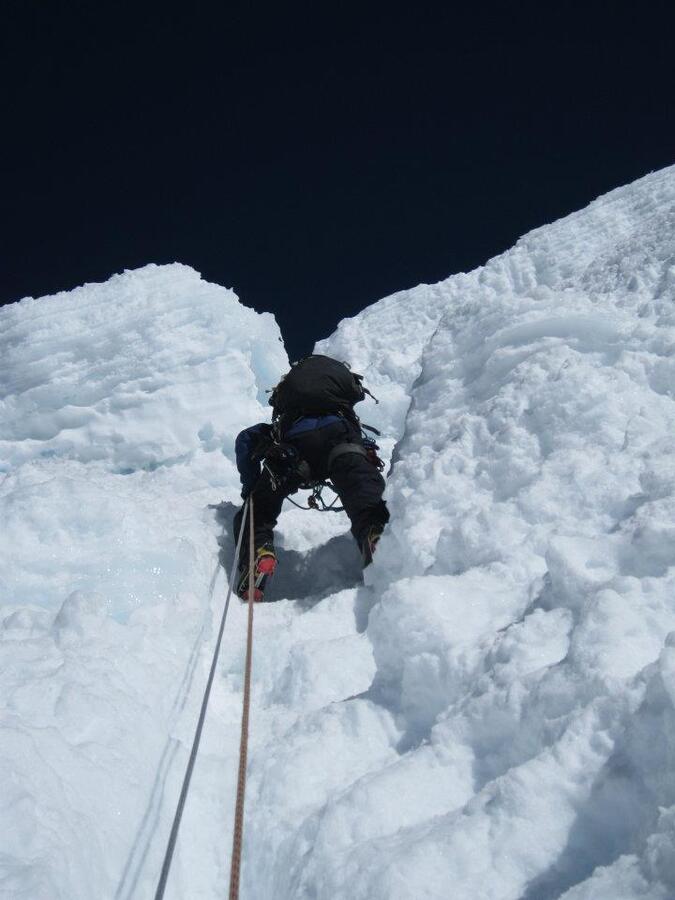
[153,498,250,900]
[228,496,256,899]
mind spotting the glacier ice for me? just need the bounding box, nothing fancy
[2,166,675,899]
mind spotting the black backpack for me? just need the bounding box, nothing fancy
[269,355,366,425]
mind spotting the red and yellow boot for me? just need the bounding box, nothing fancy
[237,544,277,602]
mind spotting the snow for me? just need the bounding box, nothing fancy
[2,165,675,899]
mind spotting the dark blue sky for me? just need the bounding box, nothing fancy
[2,3,674,360]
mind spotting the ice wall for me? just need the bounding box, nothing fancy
[306,164,675,898]
[0,265,288,899]
[0,263,285,474]
[0,264,287,613]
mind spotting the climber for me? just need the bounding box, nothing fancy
[233,354,390,601]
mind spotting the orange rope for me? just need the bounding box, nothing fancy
[228,496,256,899]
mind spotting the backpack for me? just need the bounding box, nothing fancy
[269,355,366,425]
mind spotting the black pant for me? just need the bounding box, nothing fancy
[233,420,389,567]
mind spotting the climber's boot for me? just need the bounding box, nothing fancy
[237,543,277,602]
[361,524,384,568]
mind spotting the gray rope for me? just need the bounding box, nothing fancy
[154,498,250,900]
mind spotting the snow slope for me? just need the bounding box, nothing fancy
[2,165,675,899]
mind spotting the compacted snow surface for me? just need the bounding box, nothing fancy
[2,166,675,899]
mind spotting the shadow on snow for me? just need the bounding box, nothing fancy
[211,501,364,610]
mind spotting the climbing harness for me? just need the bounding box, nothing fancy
[153,498,252,900]
[284,438,381,513]
[261,440,344,512]
[263,421,384,515]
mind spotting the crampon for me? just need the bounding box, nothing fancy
[237,544,277,602]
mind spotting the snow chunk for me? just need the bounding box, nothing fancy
[0,263,286,474]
